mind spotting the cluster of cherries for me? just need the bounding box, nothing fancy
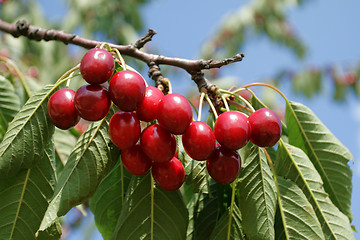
[47,48,282,191]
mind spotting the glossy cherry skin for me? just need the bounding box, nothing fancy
[140,124,176,163]
[214,111,250,150]
[136,86,164,122]
[47,89,80,130]
[80,48,115,85]
[74,84,111,121]
[206,145,241,185]
[182,121,216,161]
[152,157,185,191]
[109,111,141,150]
[109,70,146,112]
[157,93,193,134]
[121,142,152,175]
[248,108,282,147]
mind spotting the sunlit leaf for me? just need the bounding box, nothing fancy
[209,204,245,240]
[89,161,132,240]
[237,145,277,240]
[111,173,188,240]
[276,142,354,239]
[275,176,325,240]
[0,75,20,136]
[0,142,56,240]
[39,109,120,232]
[185,184,218,240]
[285,101,353,220]
[0,84,57,178]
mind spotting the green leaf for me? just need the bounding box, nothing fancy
[89,161,132,240]
[285,101,353,221]
[276,142,354,240]
[53,128,77,175]
[180,151,209,194]
[275,176,325,240]
[39,109,120,232]
[0,75,20,135]
[111,173,189,240]
[185,184,219,240]
[0,84,57,178]
[35,221,62,240]
[209,204,245,240]
[0,141,57,240]
[237,145,277,240]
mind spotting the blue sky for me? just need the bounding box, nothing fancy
[39,0,360,238]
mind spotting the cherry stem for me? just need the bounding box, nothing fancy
[0,56,31,98]
[218,88,255,113]
[240,82,290,104]
[124,63,148,87]
[197,92,205,121]
[205,94,218,119]
[112,48,127,71]
[55,64,80,84]
[189,99,199,120]
[227,181,237,240]
[220,94,230,112]
[228,100,252,113]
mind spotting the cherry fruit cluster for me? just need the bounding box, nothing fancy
[47,47,282,191]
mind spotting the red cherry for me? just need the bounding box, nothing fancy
[157,93,193,134]
[136,86,164,122]
[74,84,111,121]
[206,145,241,185]
[80,48,115,85]
[152,157,185,191]
[109,70,146,112]
[140,124,176,163]
[248,108,282,147]
[47,89,80,130]
[109,111,141,150]
[182,121,216,161]
[121,142,152,175]
[214,111,250,150]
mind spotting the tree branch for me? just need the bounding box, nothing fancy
[0,19,244,73]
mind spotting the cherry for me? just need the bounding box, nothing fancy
[80,48,115,85]
[214,111,250,150]
[74,84,111,121]
[109,70,146,112]
[47,88,80,130]
[248,108,282,147]
[206,145,241,185]
[136,86,164,122]
[152,157,185,191]
[109,111,141,150]
[121,142,152,175]
[140,124,176,163]
[182,121,216,161]
[157,93,193,134]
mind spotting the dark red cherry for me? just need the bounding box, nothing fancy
[121,142,152,175]
[206,145,241,185]
[182,121,216,161]
[214,111,250,150]
[74,84,111,121]
[152,157,185,191]
[47,89,80,130]
[109,111,141,150]
[109,70,146,112]
[80,48,115,85]
[140,124,176,163]
[136,86,164,122]
[248,108,282,147]
[157,93,193,134]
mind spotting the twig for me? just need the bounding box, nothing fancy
[0,19,244,74]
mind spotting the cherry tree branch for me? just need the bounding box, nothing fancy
[0,19,245,92]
